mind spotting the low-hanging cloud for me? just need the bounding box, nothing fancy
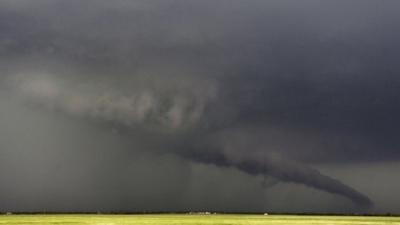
[7,73,373,207]
[11,74,217,130]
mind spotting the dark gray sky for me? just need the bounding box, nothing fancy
[1,0,400,214]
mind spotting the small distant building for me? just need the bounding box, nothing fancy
[188,212,212,215]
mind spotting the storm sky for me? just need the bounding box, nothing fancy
[1,0,400,214]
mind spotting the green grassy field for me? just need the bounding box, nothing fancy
[0,214,399,225]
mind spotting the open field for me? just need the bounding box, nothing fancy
[0,214,400,225]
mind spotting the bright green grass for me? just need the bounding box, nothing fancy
[1,214,399,225]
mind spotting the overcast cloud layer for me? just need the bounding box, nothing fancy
[1,0,400,213]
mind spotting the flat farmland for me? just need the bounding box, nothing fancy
[0,214,399,225]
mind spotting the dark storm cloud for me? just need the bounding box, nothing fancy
[1,0,400,213]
